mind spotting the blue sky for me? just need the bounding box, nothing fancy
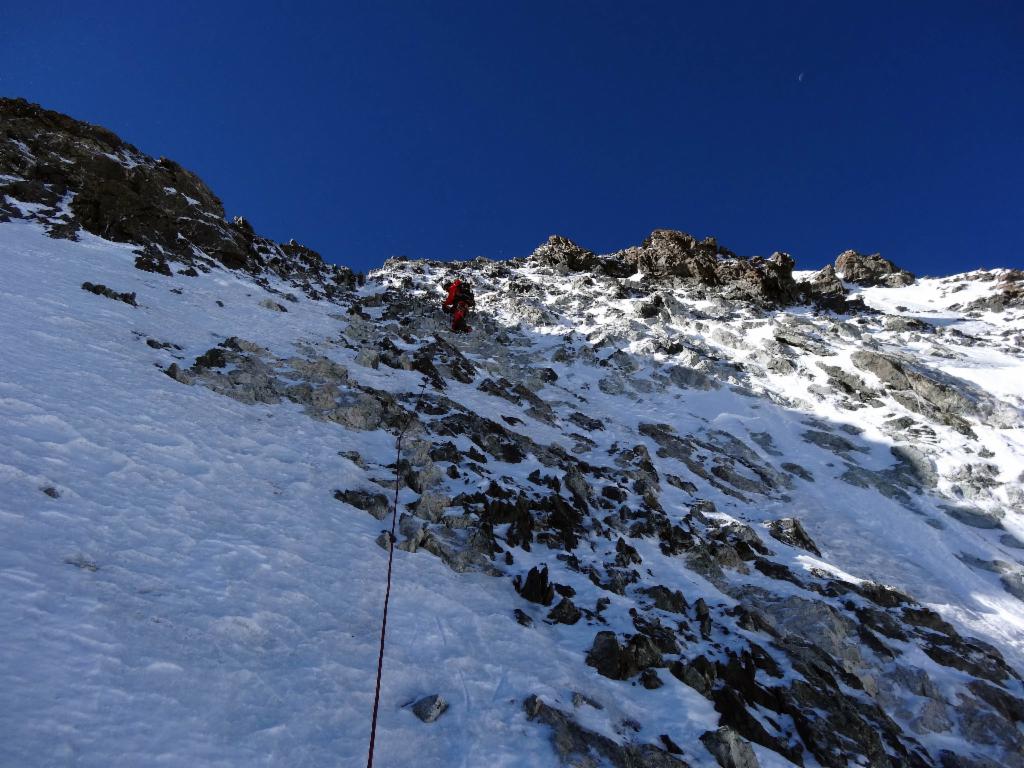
[3,1,1022,274]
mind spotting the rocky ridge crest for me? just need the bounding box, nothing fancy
[0,97,355,300]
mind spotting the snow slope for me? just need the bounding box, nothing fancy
[2,218,1023,766]
[0,222,631,767]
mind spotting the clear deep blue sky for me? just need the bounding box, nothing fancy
[3,2,1022,274]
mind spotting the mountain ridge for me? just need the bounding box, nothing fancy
[0,97,930,306]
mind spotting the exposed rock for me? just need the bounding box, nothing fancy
[571,691,603,710]
[134,252,172,275]
[947,462,1001,501]
[516,565,555,606]
[670,656,717,696]
[939,504,1004,529]
[835,250,915,287]
[766,518,821,556]
[700,726,760,768]
[64,554,98,572]
[334,489,391,520]
[633,668,661,692]
[12,98,1024,768]
[192,347,228,370]
[1000,570,1024,601]
[781,462,814,481]
[586,631,628,679]
[547,597,582,625]
[514,608,534,627]
[851,349,997,433]
[815,362,881,405]
[890,445,938,488]
[610,230,801,306]
[530,235,602,273]
[961,270,1024,312]
[81,281,136,306]
[585,630,663,680]
[523,695,688,767]
[799,264,863,311]
[355,349,381,369]
[1,97,356,299]
[638,585,688,614]
[259,298,288,312]
[803,429,862,456]
[410,694,448,723]
[776,330,834,357]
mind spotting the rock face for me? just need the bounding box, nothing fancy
[850,349,1018,433]
[0,97,355,299]
[835,249,915,287]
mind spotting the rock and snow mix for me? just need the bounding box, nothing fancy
[2,98,1023,767]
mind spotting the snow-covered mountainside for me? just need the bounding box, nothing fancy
[2,98,1023,768]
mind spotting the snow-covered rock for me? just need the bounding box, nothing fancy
[2,99,1024,768]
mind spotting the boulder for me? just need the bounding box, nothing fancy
[700,726,760,768]
[516,565,554,606]
[547,597,582,625]
[410,694,448,723]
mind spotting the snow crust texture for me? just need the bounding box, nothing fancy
[2,99,1024,768]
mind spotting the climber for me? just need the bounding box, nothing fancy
[442,277,475,333]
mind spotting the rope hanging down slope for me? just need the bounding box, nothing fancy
[366,377,429,768]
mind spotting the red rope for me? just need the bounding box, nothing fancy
[366,379,428,768]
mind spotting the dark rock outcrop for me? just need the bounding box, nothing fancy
[80,281,136,306]
[766,518,821,556]
[334,489,391,520]
[835,250,915,287]
[530,229,806,306]
[0,97,355,299]
[516,565,555,606]
[531,235,602,273]
[799,264,866,312]
[620,230,800,306]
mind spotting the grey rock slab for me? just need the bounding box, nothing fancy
[700,726,760,768]
[766,518,821,556]
[410,694,448,723]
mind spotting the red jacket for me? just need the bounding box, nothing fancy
[444,280,462,308]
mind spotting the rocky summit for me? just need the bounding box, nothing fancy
[2,100,1023,768]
